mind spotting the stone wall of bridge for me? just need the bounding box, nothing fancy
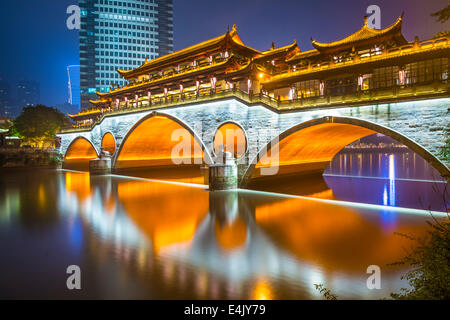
[58,97,450,179]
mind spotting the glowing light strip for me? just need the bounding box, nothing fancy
[323,173,447,184]
[58,169,86,173]
[239,188,448,217]
[59,170,446,215]
[108,174,208,189]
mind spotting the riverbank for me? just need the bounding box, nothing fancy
[0,147,61,168]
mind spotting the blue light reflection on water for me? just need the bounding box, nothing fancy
[324,150,448,212]
[69,217,83,253]
[382,154,396,207]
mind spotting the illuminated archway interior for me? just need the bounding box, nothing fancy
[64,137,98,170]
[101,132,116,155]
[116,115,205,169]
[213,122,247,158]
[251,123,376,181]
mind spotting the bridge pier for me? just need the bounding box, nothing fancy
[89,148,112,175]
[208,149,238,190]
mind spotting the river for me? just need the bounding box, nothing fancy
[0,149,447,299]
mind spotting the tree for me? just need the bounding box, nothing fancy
[314,284,338,300]
[431,3,450,37]
[11,105,68,148]
[431,3,450,23]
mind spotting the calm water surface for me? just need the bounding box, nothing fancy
[0,149,447,299]
[250,150,448,212]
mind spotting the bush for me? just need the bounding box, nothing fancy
[390,218,450,300]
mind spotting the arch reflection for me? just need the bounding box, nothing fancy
[53,171,440,299]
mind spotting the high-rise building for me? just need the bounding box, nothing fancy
[0,80,11,116]
[79,0,174,109]
[67,65,81,110]
[155,0,173,57]
[17,80,40,107]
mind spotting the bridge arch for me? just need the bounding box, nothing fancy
[213,120,248,159]
[114,111,213,169]
[241,116,450,187]
[63,136,99,170]
[101,131,116,155]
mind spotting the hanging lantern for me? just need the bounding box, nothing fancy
[319,81,325,96]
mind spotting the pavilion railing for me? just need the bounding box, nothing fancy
[61,79,449,133]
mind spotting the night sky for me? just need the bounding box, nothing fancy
[0,0,448,107]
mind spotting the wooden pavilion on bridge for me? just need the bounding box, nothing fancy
[68,15,449,127]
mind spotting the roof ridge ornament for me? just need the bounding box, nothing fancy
[310,14,406,52]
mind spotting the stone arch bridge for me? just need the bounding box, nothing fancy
[58,97,450,184]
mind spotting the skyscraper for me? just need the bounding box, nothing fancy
[67,65,81,110]
[79,0,174,109]
[0,80,11,117]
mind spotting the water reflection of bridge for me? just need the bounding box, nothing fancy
[59,171,444,299]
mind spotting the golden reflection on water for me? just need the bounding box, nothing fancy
[214,217,247,252]
[116,166,206,185]
[65,171,91,200]
[37,183,46,210]
[117,180,209,253]
[54,170,438,298]
[252,279,273,300]
[255,196,429,273]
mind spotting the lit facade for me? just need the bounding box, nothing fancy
[70,15,449,126]
[67,65,81,109]
[0,80,11,117]
[79,0,174,109]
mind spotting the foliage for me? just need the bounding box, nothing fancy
[313,284,338,300]
[431,3,450,23]
[0,148,61,168]
[0,121,12,130]
[439,137,450,160]
[390,217,450,300]
[48,154,63,166]
[11,105,68,147]
[431,3,450,37]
